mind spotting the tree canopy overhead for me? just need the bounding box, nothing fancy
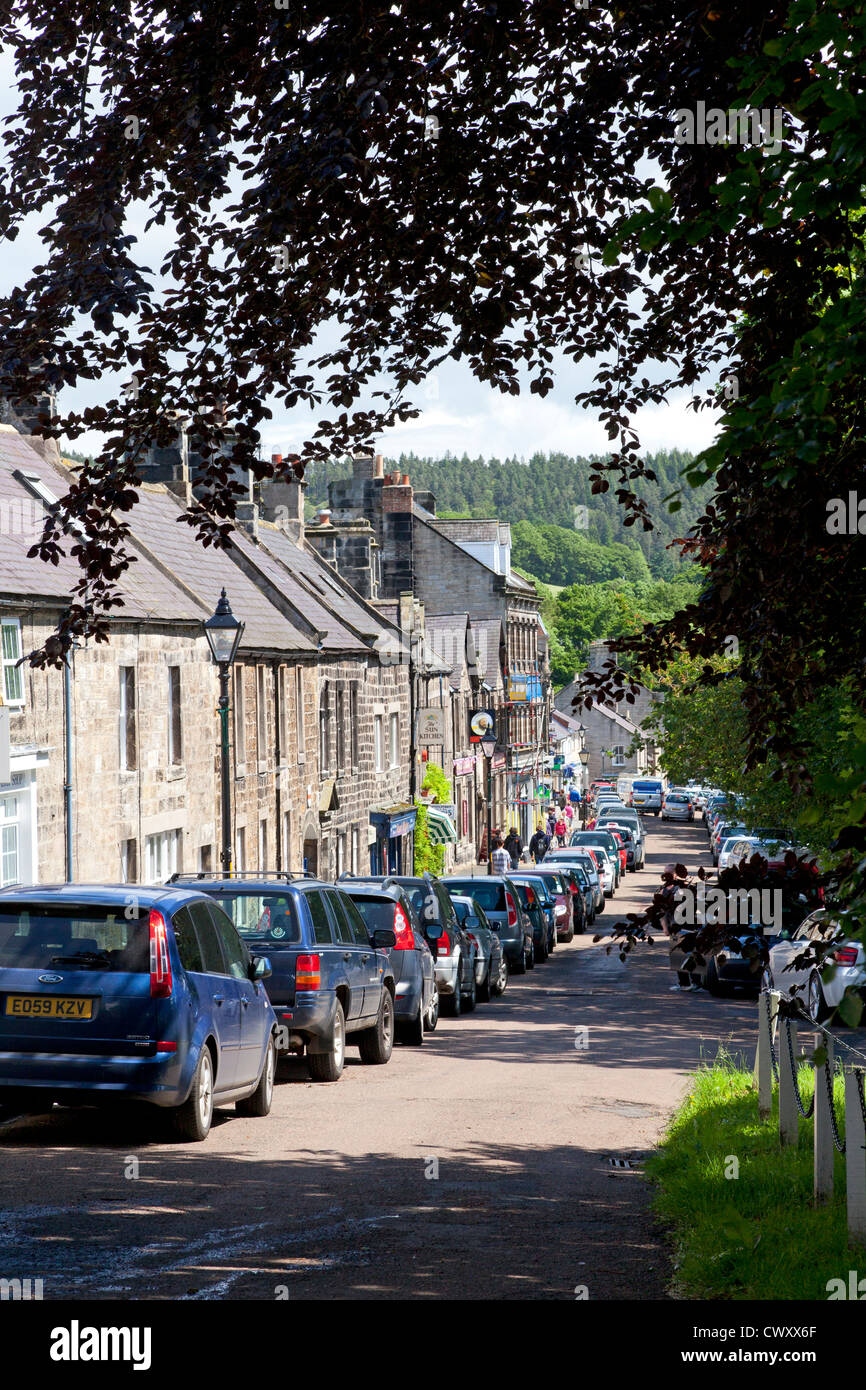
[1,1,864,803]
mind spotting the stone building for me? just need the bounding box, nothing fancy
[326,454,551,842]
[0,425,413,887]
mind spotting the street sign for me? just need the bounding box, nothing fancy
[417,706,445,744]
[468,709,496,743]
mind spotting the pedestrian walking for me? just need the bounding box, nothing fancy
[529,824,550,863]
[554,815,567,846]
[504,828,522,869]
[546,809,556,838]
[490,836,511,874]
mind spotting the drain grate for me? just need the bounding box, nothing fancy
[608,1157,637,1169]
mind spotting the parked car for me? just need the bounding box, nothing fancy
[711,822,746,863]
[510,873,558,955]
[717,831,749,871]
[609,830,628,875]
[0,883,278,1140]
[556,864,592,931]
[337,876,438,1042]
[170,872,397,1082]
[441,875,534,974]
[508,877,552,961]
[521,865,576,940]
[568,831,622,892]
[669,919,780,997]
[603,821,637,872]
[594,807,646,868]
[765,909,866,1023]
[545,848,604,914]
[387,874,477,1017]
[661,791,695,822]
[448,895,508,999]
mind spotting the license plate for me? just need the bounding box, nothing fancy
[5,995,93,1020]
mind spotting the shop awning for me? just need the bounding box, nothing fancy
[426,806,458,845]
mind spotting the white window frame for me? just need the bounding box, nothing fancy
[389,712,399,769]
[145,828,181,883]
[374,715,384,773]
[0,619,24,706]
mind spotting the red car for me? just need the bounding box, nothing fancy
[610,831,628,875]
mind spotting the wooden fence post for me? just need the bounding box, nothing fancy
[814,1037,835,1205]
[778,1017,798,1147]
[846,1069,866,1247]
[756,991,779,1121]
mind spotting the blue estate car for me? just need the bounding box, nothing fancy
[0,884,278,1141]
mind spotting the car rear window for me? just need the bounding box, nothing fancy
[209,893,301,943]
[348,895,397,932]
[446,881,506,913]
[0,904,149,971]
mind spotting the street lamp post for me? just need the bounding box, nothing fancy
[204,589,245,876]
[579,746,589,825]
[480,734,497,875]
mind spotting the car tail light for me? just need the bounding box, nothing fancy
[296,953,321,989]
[833,946,859,966]
[149,909,172,998]
[392,903,415,950]
[436,930,450,957]
[505,893,518,928]
[156,1040,177,1052]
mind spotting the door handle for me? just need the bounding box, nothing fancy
[361,954,369,963]
[213,995,225,1005]
[241,996,250,1008]
[342,952,351,962]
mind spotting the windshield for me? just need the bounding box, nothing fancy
[210,893,301,942]
[0,905,149,971]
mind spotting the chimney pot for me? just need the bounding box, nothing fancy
[402,473,410,486]
[374,453,384,478]
[318,509,331,525]
[271,452,283,465]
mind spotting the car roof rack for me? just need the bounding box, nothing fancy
[167,870,319,883]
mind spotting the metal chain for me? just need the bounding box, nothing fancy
[857,1070,866,1132]
[824,1059,846,1154]
[784,1018,815,1119]
[765,993,779,1083]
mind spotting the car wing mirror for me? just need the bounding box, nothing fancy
[372,927,397,950]
[251,955,272,980]
[424,923,443,941]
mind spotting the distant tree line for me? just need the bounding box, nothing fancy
[304,450,710,581]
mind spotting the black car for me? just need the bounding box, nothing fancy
[168,872,397,1082]
[440,875,534,973]
[338,876,438,1041]
[379,873,478,1016]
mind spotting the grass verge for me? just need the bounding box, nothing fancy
[646,1048,864,1299]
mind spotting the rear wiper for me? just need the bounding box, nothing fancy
[49,951,111,968]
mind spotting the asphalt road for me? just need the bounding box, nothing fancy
[0,817,788,1300]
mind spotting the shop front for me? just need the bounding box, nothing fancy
[369,804,417,875]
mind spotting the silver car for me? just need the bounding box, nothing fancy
[448,895,508,999]
[767,910,866,1023]
[545,847,609,904]
[661,792,695,822]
